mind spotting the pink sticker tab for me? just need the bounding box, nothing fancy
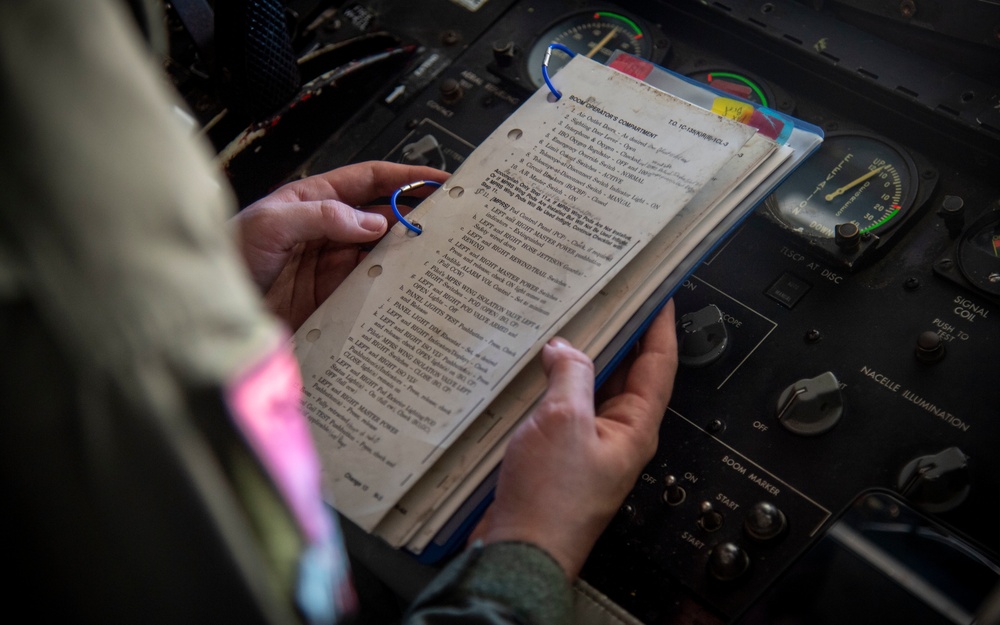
[226,343,331,543]
[609,54,654,80]
[747,108,786,140]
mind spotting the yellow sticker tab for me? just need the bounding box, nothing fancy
[711,97,755,124]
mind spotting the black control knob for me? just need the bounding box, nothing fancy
[776,371,844,435]
[915,331,946,363]
[898,446,971,513]
[678,304,729,367]
[662,475,686,505]
[491,40,516,68]
[439,78,463,103]
[937,195,965,238]
[707,541,749,582]
[698,501,724,532]
[835,222,861,250]
[744,501,787,541]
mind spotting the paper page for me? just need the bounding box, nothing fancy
[393,135,787,551]
[587,142,795,354]
[292,54,756,531]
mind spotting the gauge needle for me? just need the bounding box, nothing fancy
[587,28,619,58]
[825,165,887,201]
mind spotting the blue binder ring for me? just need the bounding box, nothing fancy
[391,180,442,234]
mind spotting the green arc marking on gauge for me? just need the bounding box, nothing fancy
[594,12,643,37]
[707,71,768,107]
[860,207,900,233]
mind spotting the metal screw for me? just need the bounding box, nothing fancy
[899,0,916,18]
[619,503,636,520]
[904,277,920,290]
[805,329,822,343]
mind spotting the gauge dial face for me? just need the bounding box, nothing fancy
[957,211,1000,298]
[525,11,652,89]
[687,70,772,108]
[763,133,918,240]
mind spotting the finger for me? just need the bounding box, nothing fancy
[539,337,597,420]
[263,199,390,254]
[295,161,450,205]
[360,203,399,224]
[609,300,678,422]
[594,341,639,401]
[313,244,363,305]
[236,198,386,291]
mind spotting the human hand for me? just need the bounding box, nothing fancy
[233,161,449,330]
[469,300,677,579]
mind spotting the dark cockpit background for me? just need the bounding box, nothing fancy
[166,1,1000,622]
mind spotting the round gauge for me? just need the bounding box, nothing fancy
[957,211,1000,298]
[687,70,773,108]
[763,132,918,240]
[524,11,653,89]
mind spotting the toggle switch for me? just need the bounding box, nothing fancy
[678,304,729,367]
[698,501,724,532]
[662,475,686,505]
[776,371,843,435]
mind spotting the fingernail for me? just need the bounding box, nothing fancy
[547,337,571,349]
[358,212,387,232]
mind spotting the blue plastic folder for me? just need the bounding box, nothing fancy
[411,52,824,565]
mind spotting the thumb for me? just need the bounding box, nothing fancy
[538,337,596,418]
[236,199,387,290]
[277,199,387,247]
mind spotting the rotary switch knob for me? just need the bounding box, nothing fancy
[678,304,729,367]
[898,446,971,513]
[707,541,750,582]
[776,371,844,435]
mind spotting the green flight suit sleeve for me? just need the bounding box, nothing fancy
[403,541,573,625]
